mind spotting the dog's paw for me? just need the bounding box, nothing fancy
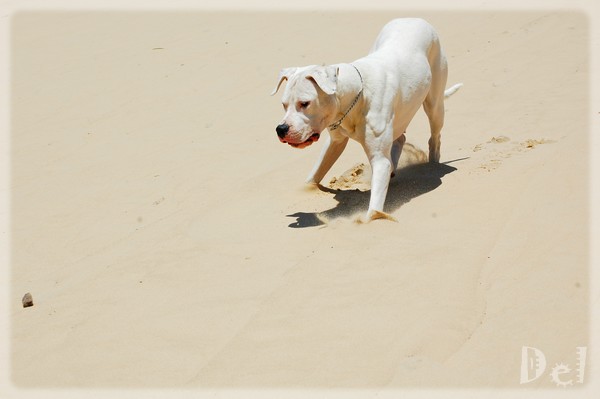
[303,181,321,191]
[355,210,398,224]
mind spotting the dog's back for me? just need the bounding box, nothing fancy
[370,18,440,58]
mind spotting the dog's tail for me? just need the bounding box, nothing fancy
[444,83,463,98]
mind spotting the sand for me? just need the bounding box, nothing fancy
[5,7,594,394]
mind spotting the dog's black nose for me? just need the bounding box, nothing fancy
[276,123,289,138]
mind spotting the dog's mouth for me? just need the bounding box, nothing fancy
[280,132,321,149]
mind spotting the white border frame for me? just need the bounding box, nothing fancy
[1,1,598,398]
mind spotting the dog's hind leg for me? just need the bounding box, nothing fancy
[424,44,448,163]
[424,98,444,163]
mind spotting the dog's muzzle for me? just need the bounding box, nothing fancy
[275,123,320,148]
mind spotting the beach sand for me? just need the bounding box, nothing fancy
[9,11,589,389]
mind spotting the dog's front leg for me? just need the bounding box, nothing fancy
[362,128,397,221]
[305,131,349,184]
[366,153,393,220]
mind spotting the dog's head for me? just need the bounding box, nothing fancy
[271,65,338,149]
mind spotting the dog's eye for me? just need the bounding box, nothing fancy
[282,103,288,111]
[299,101,310,109]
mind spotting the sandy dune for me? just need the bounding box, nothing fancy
[9,11,590,390]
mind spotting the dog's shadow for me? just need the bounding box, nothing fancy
[287,161,459,228]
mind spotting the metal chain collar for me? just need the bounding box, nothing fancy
[328,64,363,131]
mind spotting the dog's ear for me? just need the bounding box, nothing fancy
[306,65,338,95]
[271,67,297,96]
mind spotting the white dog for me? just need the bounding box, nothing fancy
[271,18,462,221]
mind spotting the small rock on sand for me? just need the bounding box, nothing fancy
[22,292,33,308]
